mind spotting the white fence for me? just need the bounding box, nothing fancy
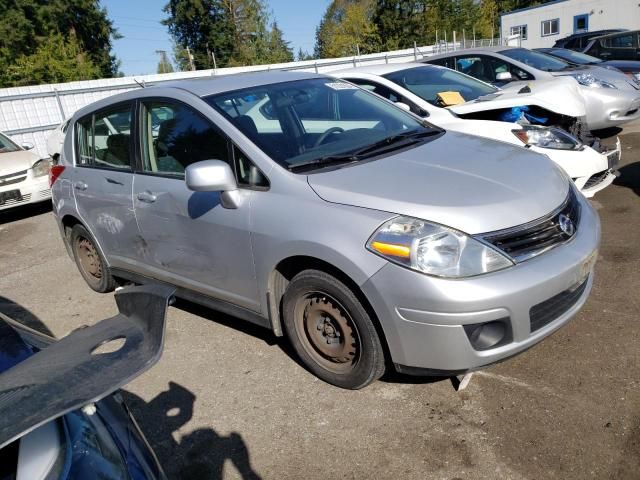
[0,39,503,158]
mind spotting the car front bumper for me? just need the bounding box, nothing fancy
[361,194,600,373]
[0,174,50,211]
[583,87,640,130]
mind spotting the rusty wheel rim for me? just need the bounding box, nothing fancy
[76,237,102,280]
[294,292,360,374]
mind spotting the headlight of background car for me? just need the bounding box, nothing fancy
[571,73,617,89]
[366,217,514,278]
[512,126,582,150]
[31,158,51,177]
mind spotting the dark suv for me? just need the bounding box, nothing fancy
[580,30,640,61]
[554,29,627,50]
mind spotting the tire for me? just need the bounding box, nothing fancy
[282,269,386,389]
[70,224,116,293]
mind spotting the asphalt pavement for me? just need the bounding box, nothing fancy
[0,123,638,479]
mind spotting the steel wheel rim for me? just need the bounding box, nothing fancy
[293,291,361,374]
[76,237,102,280]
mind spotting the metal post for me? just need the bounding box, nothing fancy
[444,31,447,53]
[473,27,476,48]
[462,29,466,49]
[53,88,65,121]
[314,62,318,73]
[453,31,457,51]
[385,53,388,64]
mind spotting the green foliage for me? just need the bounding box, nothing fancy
[315,0,380,59]
[0,0,119,87]
[4,33,101,86]
[163,0,294,69]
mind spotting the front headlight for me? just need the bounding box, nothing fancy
[512,126,582,150]
[571,73,617,89]
[31,158,51,177]
[366,217,514,278]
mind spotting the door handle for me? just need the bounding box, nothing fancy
[106,177,124,186]
[137,191,157,203]
[74,182,88,191]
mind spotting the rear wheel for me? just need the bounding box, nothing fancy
[282,270,386,389]
[70,224,116,293]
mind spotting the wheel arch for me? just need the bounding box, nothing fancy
[267,255,393,365]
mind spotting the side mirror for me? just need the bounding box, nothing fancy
[496,71,513,82]
[394,102,411,112]
[185,160,240,209]
[21,142,34,150]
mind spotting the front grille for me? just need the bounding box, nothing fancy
[584,170,609,189]
[481,189,580,262]
[0,169,27,180]
[529,277,589,332]
[0,169,28,187]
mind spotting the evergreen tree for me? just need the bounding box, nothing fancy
[5,33,101,86]
[315,0,380,59]
[264,21,294,64]
[0,0,119,87]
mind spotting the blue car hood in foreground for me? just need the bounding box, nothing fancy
[307,131,569,234]
[0,285,174,449]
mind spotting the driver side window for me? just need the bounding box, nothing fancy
[140,101,229,176]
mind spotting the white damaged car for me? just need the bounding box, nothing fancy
[333,63,620,198]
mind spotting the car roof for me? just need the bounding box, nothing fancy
[157,70,323,97]
[559,29,628,41]
[333,62,429,76]
[588,29,640,41]
[72,70,326,119]
[426,46,515,60]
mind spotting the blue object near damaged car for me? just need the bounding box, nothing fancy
[498,105,548,124]
[0,284,175,480]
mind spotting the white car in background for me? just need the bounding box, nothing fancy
[46,119,70,161]
[333,63,620,197]
[0,131,51,210]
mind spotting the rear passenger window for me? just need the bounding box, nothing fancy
[141,101,230,176]
[75,104,133,169]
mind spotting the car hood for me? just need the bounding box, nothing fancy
[307,131,569,235]
[0,150,39,177]
[0,285,175,449]
[551,65,640,91]
[449,76,586,118]
[603,60,640,72]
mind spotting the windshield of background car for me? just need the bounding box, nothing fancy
[500,48,571,71]
[383,66,497,105]
[0,133,20,153]
[206,78,437,169]
[546,48,602,65]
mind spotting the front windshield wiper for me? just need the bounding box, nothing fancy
[288,128,441,172]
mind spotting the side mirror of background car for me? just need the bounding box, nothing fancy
[185,160,240,209]
[496,71,513,82]
[21,142,34,150]
[394,102,411,112]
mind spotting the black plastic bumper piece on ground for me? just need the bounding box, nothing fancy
[0,284,175,449]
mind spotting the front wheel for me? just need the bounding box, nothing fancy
[282,270,386,389]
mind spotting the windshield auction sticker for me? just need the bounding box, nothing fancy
[325,82,358,90]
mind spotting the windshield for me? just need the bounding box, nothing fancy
[206,78,439,170]
[0,133,20,154]
[545,48,602,65]
[499,48,572,72]
[383,66,497,106]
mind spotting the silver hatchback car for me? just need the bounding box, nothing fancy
[51,71,600,389]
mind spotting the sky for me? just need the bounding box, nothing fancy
[104,0,331,76]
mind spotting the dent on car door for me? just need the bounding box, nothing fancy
[132,99,260,311]
[73,103,137,263]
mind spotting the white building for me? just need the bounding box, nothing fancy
[500,0,640,49]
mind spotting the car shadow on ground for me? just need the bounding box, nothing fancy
[0,201,51,225]
[174,299,456,390]
[614,161,640,196]
[0,296,54,336]
[121,382,262,480]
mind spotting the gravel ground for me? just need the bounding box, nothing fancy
[0,124,638,480]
